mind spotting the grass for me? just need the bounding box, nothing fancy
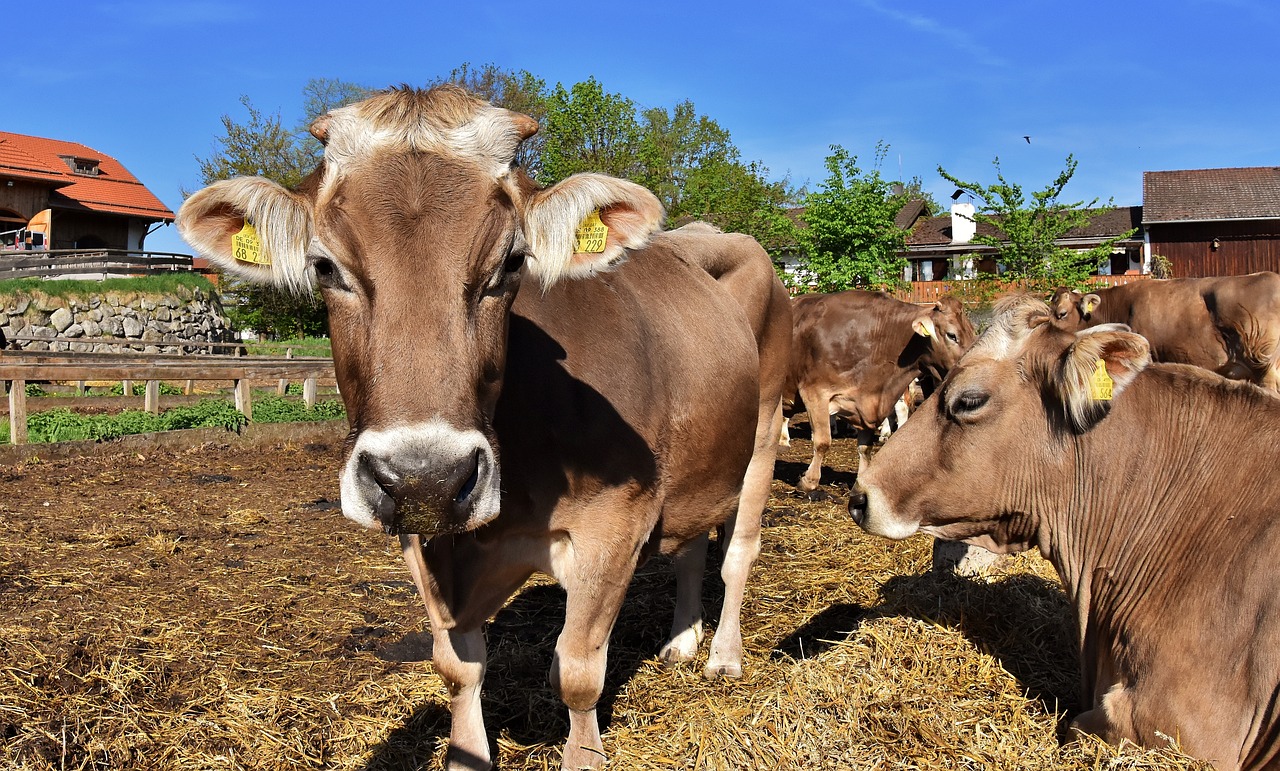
[244,336,332,357]
[0,395,346,444]
[0,273,217,302]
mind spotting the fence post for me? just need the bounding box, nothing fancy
[277,347,292,396]
[303,377,317,409]
[9,379,26,445]
[145,380,160,415]
[235,378,252,420]
[121,378,132,397]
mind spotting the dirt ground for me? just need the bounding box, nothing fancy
[0,421,1210,770]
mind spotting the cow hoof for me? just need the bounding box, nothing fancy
[657,644,697,666]
[703,662,743,680]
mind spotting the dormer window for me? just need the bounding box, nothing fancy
[59,155,100,176]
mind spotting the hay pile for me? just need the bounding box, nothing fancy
[0,430,1211,770]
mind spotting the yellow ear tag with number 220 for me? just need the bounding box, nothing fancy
[1089,359,1114,401]
[232,220,269,266]
[574,210,609,254]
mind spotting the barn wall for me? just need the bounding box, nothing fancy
[1151,220,1280,278]
[0,181,52,222]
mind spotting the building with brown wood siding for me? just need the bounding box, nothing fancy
[1143,167,1280,278]
[0,131,174,252]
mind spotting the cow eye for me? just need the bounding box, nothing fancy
[307,254,346,290]
[503,250,527,276]
[950,389,990,417]
[946,331,959,343]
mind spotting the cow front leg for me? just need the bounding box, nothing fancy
[433,627,491,770]
[659,532,707,664]
[550,560,635,770]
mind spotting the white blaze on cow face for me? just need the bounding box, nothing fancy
[177,86,664,536]
[850,295,1151,550]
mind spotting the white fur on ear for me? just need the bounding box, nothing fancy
[522,173,663,285]
[1056,328,1151,432]
[913,317,936,339]
[177,177,313,294]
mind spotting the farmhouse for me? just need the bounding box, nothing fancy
[0,130,174,252]
[1143,166,1280,278]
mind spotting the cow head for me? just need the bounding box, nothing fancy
[1048,287,1102,325]
[911,296,977,381]
[850,294,1150,553]
[177,86,663,535]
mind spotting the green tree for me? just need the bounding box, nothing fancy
[192,95,328,339]
[297,78,375,167]
[791,143,909,293]
[539,77,644,183]
[937,154,1136,288]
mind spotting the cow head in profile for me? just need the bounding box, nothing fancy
[850,295,1150,553]
[1049,287,1102,325]
[177,86,663,536]
[912,296,977,381]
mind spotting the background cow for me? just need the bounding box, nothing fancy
[851,295,1280,771]
[1050,272,1280,392]
[784,291,975,492]
[178,86,791,771]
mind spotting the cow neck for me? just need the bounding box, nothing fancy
[1046,366,1279,656]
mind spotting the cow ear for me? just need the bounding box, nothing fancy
[1080,293,1102,319]
[912,317,936,339]
[1055,327,1151,432]
[521,173,664,285]
[177,177,313,293]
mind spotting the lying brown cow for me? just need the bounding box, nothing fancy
[851,295,1280,771]
[177,86,790,770]
[785,291,974,491]
[1050,273,1280,392]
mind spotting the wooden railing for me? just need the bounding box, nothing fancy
[0,249,213,280]
[0,350,336,445]
[890,274,1152,304]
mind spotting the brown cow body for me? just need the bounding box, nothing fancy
[1050,273,1280,391]
[178,86,790,770]
[785,290,974,491]
[852,297,1280,771]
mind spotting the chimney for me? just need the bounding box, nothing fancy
[951,202,976,245]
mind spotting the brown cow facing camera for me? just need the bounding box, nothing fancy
[178,85,791,771]
[1049,272,1280,393]
[851,294,1280,771]
[784,290,975,491]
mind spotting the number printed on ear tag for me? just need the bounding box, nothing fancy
[574,210,609,254]
[1089,359,1114,401]
[232,221,269,265]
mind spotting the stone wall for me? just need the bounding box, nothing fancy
[0,286,234,354]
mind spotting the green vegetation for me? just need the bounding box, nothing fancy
[0,396,345,444]
[0,273,216,301]
[110,382,186,396]
[244,336,332,357]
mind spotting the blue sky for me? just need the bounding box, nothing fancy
[7,0,1277,255]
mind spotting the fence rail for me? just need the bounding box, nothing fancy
[889,274,1152,304]
[0,249,213,280]
[0,350,336,445]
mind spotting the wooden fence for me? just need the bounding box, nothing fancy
[890,274,1152,304]
[0,249,214,280]
[0,350,336,445]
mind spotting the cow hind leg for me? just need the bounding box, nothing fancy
[659,532,708,665]
[797,388,832,492]
[706,401,781,679]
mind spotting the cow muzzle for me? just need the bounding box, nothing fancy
[339,422,501,535]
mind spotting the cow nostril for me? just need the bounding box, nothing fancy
[454,449,481,504]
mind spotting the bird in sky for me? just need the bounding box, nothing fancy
[1024,135,1031,144]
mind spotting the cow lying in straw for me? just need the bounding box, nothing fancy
[177,85,791,770]
[851,295,1280,771]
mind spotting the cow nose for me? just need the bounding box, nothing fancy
[848,487,869,527]
[363,447,489,534]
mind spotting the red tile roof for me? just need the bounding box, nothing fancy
[1144,167,1280,223]
[907,206,1143,247]
[0,131,173,221]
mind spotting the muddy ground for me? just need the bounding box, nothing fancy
[0,422,1208,770]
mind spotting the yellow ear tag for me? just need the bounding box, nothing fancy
[1089,359,1114,401]
[232,220,269,266]
[574,210,609,254]
[1083,298,1099,314]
